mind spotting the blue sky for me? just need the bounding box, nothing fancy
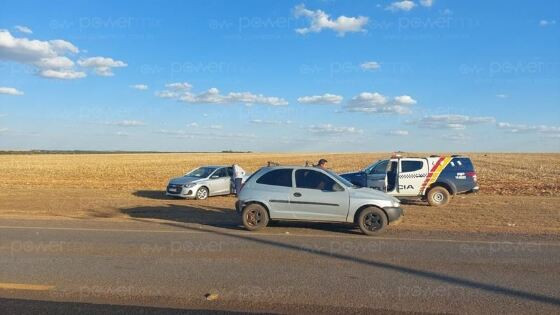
[0,0,559,152]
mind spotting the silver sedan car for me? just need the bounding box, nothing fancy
[166,165,233,200]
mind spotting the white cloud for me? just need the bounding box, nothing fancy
[40,69,86,79]
[114,131,130,137]
[539,20,557,27]
[394,95,417,105]
[498,122,560,138]
[155,90,179,99]
[496,94,508,99]
[419,0,434,7]
[250,119,292,125]
[130,84,148,90]
[78,57,127,76]
[387,130,409,136]
[414,114,495,129]
[0,86,24,95]
[442,133,470,142]
[0,30,79,64]
[157,83,288,106]
[360,61,380,71]
[307,124,362,135]
[0,127,8,134]
[14,25,33,34]
[294,4,369,36]
[387,1,416,12]
[165,82,192,91]
[346,92,416,114]
[156,129,256,140]
[106,120,145,127]
[297,93,343,104]
[187,122,199,127]
[0,29,124,80]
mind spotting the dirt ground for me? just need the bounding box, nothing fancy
[0,152,559,236]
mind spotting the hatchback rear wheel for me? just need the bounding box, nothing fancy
[242,204,269,231]
[358,207,387,236]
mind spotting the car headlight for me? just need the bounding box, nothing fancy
[183,183,197,188]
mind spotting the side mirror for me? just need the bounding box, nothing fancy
[332,183,344,192]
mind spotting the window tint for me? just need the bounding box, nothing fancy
[388,161,398,172]
[226,167,233,177]
[213,168,227,177]
[295,169,337,191]
[454,158,474,171]
[256,169,293,187]
[401,161,424,173]
[369,160,388,174]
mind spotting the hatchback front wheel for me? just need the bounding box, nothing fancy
[357,207,387,236]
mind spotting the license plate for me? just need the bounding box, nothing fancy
[169,188,178,192]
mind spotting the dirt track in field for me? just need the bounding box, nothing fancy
[0,153,559,236]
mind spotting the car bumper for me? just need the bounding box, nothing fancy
[166,186,196,198]
[383,206,404,222]
[464,186,480,194]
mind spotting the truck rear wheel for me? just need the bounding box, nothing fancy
[427,186,451,206]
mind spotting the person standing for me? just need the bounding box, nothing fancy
[232,164,246,195]
[316,159,328,169]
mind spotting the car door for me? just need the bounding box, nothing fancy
[385,160,399,195]
[397,159,428,196]
[366,160,389,190]
[253,168,294,219]
[208,168,230,195]
[290,169,349,222]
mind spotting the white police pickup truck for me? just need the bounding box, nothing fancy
[340,155,479,206]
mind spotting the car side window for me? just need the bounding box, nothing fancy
[370,160,388,174]
[256,169,293,187]
[401,161,424,173]
[213,168,227,178]
[295,169,337,191]
[226,167,233,177]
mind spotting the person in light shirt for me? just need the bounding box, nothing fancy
[232,164,246,195]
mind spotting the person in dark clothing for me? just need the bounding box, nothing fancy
[316,159,328,169]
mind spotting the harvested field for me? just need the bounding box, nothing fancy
[1,152,559,195]
[0,153,559,236]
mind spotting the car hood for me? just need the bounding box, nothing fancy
[340,171,364,177]
[168,176,205,185]
[348,187,399,204]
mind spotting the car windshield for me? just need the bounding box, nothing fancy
[325,169,356,188]
[185,167,217,178]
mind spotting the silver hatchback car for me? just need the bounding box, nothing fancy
[166,165,233,200]
[236,166,404,235]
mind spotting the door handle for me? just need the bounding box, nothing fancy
[293,192,302,197]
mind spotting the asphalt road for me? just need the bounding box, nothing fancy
[0,217,559,314]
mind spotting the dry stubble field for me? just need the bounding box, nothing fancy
[0,152,559,235]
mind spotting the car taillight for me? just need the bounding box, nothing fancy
[467,171,477,181]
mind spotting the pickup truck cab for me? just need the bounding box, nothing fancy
[341,155,479,206]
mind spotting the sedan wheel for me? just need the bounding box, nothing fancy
[195,187,209,200]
